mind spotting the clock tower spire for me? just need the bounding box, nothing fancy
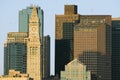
[29,6,40,40]
[30,6,39,23]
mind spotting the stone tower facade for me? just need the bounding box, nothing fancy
[27,6,41,80]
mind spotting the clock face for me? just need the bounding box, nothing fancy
[32,27,36,31]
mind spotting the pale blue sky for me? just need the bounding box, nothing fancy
[0,0,120,75]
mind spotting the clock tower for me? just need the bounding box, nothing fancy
[27,6,41,80]
[29,6,40,40]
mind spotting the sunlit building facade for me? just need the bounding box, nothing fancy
[0,70,32,80]
[61,59,91,80]
[26,6,42,80]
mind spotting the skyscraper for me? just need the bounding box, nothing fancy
[43,35,50,79]
[4,32,28,75]
[55,5,112,80]
[55,5,80,75]
[74,15,112,80]
[112,18,120,80]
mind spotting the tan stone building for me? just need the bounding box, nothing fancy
[0,70,32,80]
[26,6,41,80]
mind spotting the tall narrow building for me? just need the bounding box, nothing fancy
[55,5,80,75]
[43,35,50,79]
[19,5,50,79]
[27,6,41,80]
[112,18,120,80]
[19,7,44,71]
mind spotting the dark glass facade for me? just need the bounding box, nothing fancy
[55,22,79,75]
[55,5,80,75]
[112,19,120,80]
[43,35,50,79]
[4,33,28,75]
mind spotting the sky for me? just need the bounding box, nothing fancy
[0,0,120,76]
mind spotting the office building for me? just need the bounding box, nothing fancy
[4,32,28,75]
[55,4,112,80]
[0,70,32,80]
[74,15,112,80]
[112,18,120,80]
[43,35,50,79]
[60,59,91,80]
[55,5,80,75]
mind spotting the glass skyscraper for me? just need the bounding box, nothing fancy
[4,32,28,75]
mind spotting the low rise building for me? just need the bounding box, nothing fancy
[60,59,91,80]
[0,70,32,80]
